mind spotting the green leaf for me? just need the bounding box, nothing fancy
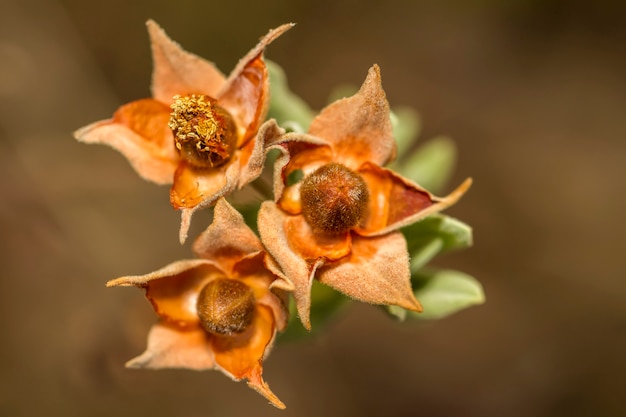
[277,280,350,343]
[409,269,485,320]
[391,106,422,158]
[402,214,472,271]
[266,60,315,131]
[326,84,358,104]
[398,135,457,193]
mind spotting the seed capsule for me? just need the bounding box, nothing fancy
[300,163,369,233]
[196,278,255,336]
[168,94,237,168]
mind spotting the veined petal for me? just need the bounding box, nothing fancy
[126,322,215,370]
[172,159,240,243]
[356,162,473,236]
[258,202,323,329]
[218,24,294,147]
[193,198,264,271]
[107,259,226,325]
[284,214,351,262]
[147,20,226,103]
[211,305,284,408]
[318,232,421,312]
[307,64,396,169]
[74,98,178,184]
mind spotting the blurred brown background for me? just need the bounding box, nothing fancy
[1,0,625,416]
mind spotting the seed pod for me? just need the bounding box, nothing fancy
[169,94,238,168]
[300,163,369,233]
[196,278,255,336]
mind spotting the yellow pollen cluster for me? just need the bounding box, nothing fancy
[168,94,237,168]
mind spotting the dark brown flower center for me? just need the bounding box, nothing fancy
[168,94,237,169]
[196,278,255,336]
[300,163,369,233]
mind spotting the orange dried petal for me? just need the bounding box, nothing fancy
[318,232,421,312]
[170,161,230,209]
[257,202,322,329]
[218,53,268,146]
[284,214,351,262]
[308,65,396,169]
[192,198,263,272]
[211,305,283,407]
[147,20,226,103]
[112,98,174,152]
[126,322,215,370]
[218,24,293,147]
[356,162,472,236]
[144,264,227,325]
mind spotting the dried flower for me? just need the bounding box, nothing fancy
[258,65,472,329]
[107,198,288,408]
[75,20,291,242]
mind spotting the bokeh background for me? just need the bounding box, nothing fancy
[1,0,625,416]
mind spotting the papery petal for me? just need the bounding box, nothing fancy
[171,159,240,243]
[211,305,284,409]
[356,162,473,236]
[193,198,263,271]
[107,259,226,325]
[147,20,226,103]
[238,119,284,188]
[318,232,422,312]
[126,322,215,370]
[307,64,396,169]
[258,202,325,329]
[218,24,294,146]
[74,98,178,184]
[284,215,351,262]
[267,132,332,202]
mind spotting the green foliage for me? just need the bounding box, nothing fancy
[266,60,315,132]
[403,213,473,271]
[396,136,457,194]
[411,269,485,320]
[278,280,350,342]
[390,106,422,157]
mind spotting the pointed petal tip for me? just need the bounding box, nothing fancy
[178,209,192,245]
[400,295,423,313]
[106,277,130,288]
[446,177,473,204]
[247,367,287,409]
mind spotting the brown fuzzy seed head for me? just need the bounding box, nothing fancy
[169,94,237,168]
[300,163,369,233]
[196,278,255,336]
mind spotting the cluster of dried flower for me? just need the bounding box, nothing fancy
[75,21,471,409]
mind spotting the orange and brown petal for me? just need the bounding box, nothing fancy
[192,198,264,272]
[211,305,284,408]
[171,159,242,243]
[126,322,215,371]
[217,23,294,147]
[258,201,334,329]
[317,232,422,312]
[107,259,226,326]
[307,64,396,169]
[74,98,178,184]
[356,162,473,236]
[147,19,226,104]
